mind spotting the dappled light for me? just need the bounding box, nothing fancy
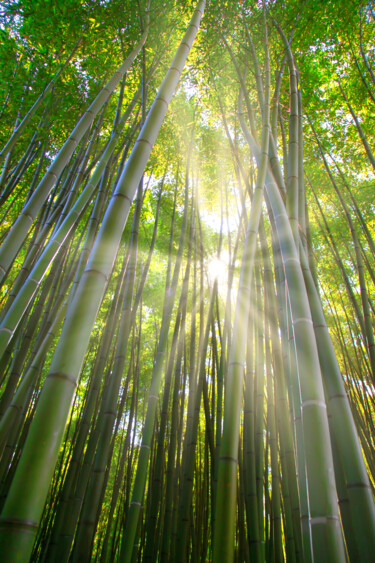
[0,1,374,562]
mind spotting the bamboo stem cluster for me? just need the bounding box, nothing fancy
[0,1,373,562]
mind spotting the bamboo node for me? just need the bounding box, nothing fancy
[273,212,288,222]
[347,481,371,489]
[328,393,347,401]
[310,516,339,525]
[0,516,39,531]
[48,371,78,387]
[283,256,300,265]
[229,361,245,369]
[22,212,34,223]
[293,317,313,326]
[301,399,326,409]
[113,192,131,204]
[136,137,153,148]
[219,455,237,463]
[169,66,182,76]
[156,95,169,107]
[83,268,108,281]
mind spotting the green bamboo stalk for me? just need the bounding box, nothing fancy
[0,133,41,204]
[238,443,251,563]
[277,258,312,563]
[0,29,147,283]
[0,39,82,165]
[273,18,299,244]
[238,38,347,563]
[310,189,367,344]
[43,260,129,561]
[175,280,217,562]
[144,212,192,560]
[99,353,138,562]
[265,305,284,563]
[0,296,68,452]
[332,158,375,258]
[308,121,375,382]
[300,243,375,560]
[160,286,189,560]
[349,36,375,103]
[71,177,145,561]
[115,10,205,562]
[261,221,301,562]
[254,267,266,557]
[213,10,270,561]
[0,87,141,362]
[119,176,191,561]
[243,303,262,563]
[339,82,375,172]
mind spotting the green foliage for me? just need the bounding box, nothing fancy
[0,1,374,561]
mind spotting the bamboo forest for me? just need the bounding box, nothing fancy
[0,0,375,561]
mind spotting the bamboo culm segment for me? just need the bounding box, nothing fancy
[214,13,270,561]
[0,29,147,283]
[0,2,205,559]
[0,87,141,362]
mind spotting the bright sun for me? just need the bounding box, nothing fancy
[207,254,229,290]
